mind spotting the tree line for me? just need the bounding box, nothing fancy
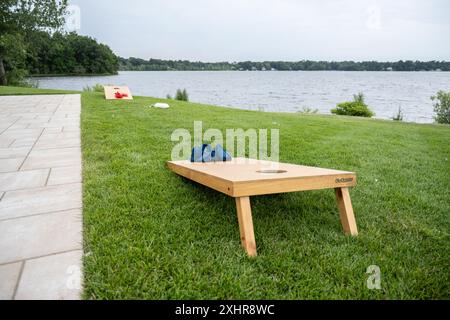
[26,31,118,76]
[119,58,450,72]
[1,0,118,86]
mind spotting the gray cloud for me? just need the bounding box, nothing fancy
[69,0,450,61]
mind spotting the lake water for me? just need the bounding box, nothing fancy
[33,71,450,123]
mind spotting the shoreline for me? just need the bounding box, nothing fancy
[27,70,449,78]
[118,70,448,72]
[28,73,118,78]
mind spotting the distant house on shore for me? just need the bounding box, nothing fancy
[386,67,393,71]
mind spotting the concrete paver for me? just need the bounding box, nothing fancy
[15,250,82,300]
[0,209,82,264]
[0,169,49,192]
[0,262,22,300]
[0,95,83,300]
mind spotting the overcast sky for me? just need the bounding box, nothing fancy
[67,0,450,61]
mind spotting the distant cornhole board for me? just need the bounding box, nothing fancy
[104,86,133,100]
[167,157,358,257]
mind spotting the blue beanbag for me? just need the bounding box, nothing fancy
[212,144,232,162]
[190,144,232,162]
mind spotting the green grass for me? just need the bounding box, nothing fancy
[1,86,449,299]
[0,85,78,95]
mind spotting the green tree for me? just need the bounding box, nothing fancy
[0,33,27,85]
[22,30,118,76]
[431,91,450,124]
[65,32,118,74]
[0,0,68,85]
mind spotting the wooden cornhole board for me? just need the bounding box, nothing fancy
[104,86,133,100]
[167,157,358,257]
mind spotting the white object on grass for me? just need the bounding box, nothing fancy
[151,103,170,109]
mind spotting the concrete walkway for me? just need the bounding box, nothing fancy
[0,95,82,300]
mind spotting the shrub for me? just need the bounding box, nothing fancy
[392,106,404,121]
[331,92,374,117]
[298,106,318,114]
[431,90,450,124]
[6,69,29,86]
[353,92,365,104]
[13,77,38,88]
[175,88,189,101]
[83,83,104,92]
[92,83,104,92]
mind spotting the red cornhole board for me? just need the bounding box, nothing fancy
[104,86,133,100]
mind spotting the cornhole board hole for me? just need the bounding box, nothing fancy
[167,157,358,257]
[104,86,133,100]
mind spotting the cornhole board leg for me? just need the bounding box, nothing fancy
[235,196,257,257]
[335,187,358,236]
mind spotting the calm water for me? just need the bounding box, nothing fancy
[33,71,450,123]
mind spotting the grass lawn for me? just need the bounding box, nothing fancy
[0,85,78,95]
[1,86,449,299]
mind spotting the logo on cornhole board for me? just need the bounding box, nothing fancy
[104,86,133,100]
